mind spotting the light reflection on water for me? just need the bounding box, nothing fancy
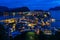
[50,10,60,28]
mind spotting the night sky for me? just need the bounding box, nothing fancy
[0,0,60,10]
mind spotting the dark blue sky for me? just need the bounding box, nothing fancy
[0,0,60,10]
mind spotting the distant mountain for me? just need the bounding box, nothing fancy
[49,6,60,10]
[0,6,9,12]
[10,7,30,12]
[0,6,30,12]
